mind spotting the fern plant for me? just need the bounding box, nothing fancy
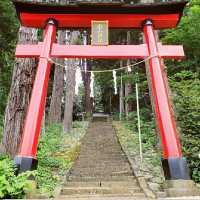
[0,155,34,199]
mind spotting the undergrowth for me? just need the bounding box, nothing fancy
[113,116,163,179]
[36,121,88,197]
[0,121,88,198]
[0,155,34,199]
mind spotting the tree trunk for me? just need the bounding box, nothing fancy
[48,30,65,123]
[119,61,125,120]
[81,31,92,118]
[63,31,79,133]
[125,60,134,116]
[83,63,92,118]
[125,31,134,117]
[2,26,38,156]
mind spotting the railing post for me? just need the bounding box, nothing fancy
[143,20,190,180]
[14,19,57,173]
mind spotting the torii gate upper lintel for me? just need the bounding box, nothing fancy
[13,0,190,181]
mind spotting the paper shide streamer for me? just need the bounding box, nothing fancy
[113,70,117,95]
[90,72,94,98]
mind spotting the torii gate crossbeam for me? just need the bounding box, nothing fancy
[13,0,190,181]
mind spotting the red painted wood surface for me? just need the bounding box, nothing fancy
[15,44,184,59]
[144,22,182,159]
[18,22,56,158]
[20,13,180,29]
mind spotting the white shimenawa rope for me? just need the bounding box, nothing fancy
[44,55,157,73]
[40,55,157,99]
[90,72,94,98]
[113,70,117,95]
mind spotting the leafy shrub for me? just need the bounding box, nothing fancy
[72,121,83,128]
[125,109,157,150]
[169,71,200,183]
[36,123,65,196]
[36,122,87,196]
[0,155,33,199]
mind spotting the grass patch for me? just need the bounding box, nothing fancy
[113,120,163,181]
[36,121,88,197]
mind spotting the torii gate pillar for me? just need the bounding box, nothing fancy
[143,20,189,180]
[14,19,57,172]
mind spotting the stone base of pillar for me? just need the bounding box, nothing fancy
[14,156,38,174]
[162,157,190,180]
[164,180,200,197]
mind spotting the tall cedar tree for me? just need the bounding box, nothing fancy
[48,30,65,123]
[81,32,92,117]
[2,0,45,156]
[2,27,38,156]
[63,31,79,133]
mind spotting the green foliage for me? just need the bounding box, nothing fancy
[161,0,200,183]
[161,1,200,75]
[169,71,200,183]
[0,155,34,199]
[0,0,18,116]
[36,122,87,197]
[74,85,85,114]
[124,109,157,150]
[72,121,83,128]
[113,120,163,177]
[36,123,67,196]
[0,122,87,198]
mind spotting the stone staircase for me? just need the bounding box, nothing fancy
[59,115,146,198]
[61,179,145,197]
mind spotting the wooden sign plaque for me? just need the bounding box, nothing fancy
[91,21,109,46]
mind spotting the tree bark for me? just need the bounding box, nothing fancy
[2,26,38,157]
[81,31,92,118]
[48,30,65,123]
[125,31,134,117]
[63,31,79,133]
[82,63,92,118]
[119,61,125,120]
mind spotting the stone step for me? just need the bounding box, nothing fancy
[70,173,133,177]
[77,153,126,156]
[156,191,167,198]
[75,159,127,162]
[92,117,108,122]
[59,193,146,199]
[78,153,125,155]
[69,172,133,177]
[67,175,136,182]
[71,166,131,170]
[64,180,138,187]
[70,170,131,173]
[61,186,142,196]
[74,159,128,162]
[74,162,128,165]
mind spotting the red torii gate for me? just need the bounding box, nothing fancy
[13,0,190,180]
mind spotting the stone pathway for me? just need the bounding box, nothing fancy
[60,116,146,198]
